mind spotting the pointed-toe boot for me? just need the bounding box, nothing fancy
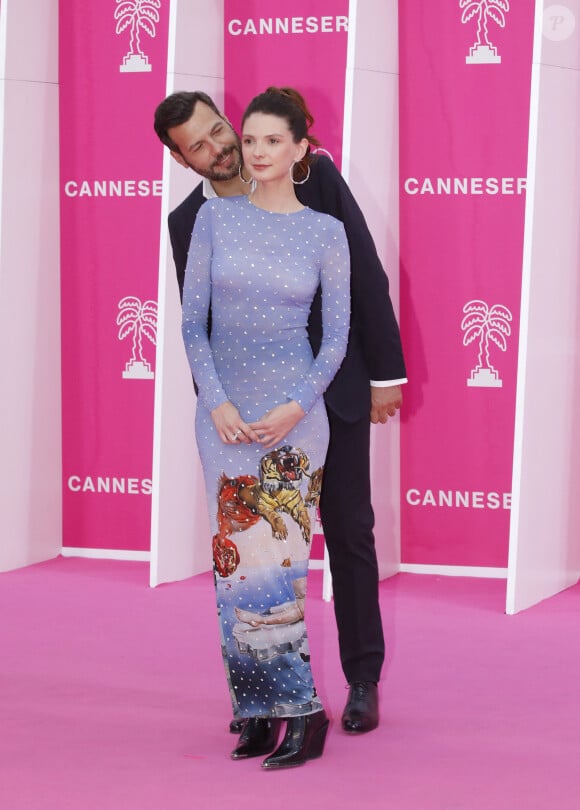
[229,718,245,734]
[261,710,329,770]
[230,717,281,760]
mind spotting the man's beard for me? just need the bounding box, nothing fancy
[204,144,241,182]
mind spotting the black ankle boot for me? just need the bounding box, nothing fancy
[261,710,329,770]
[231,717,281,760]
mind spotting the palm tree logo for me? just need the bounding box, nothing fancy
[115,0,160,73]
[117,296,158,379]
[461,299,512,387]
[460,0,510,64]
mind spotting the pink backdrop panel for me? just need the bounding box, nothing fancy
[399,2,534,567]
[223,0,349,559]
[223,0,348,165]
[59,1,169,550]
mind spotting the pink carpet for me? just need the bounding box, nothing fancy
[1,558,578,809]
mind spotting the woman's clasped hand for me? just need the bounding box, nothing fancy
[211,400,305,448]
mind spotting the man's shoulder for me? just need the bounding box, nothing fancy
[168,182,205,226]
[309,153,342,183]
[300,153,350,215]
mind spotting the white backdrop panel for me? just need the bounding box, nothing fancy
[348,0,401,578]
[0,0,61,572]
[150,0,224,586]
[2,0,58,82]
[507,1,580,613]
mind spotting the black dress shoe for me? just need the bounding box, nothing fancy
[231,718,281,760]
[261,710,329,770]
[341,681,379,733]
[229,718,245,734]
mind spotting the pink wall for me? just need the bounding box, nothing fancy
[4,0,570,592]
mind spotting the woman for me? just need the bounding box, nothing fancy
[181,87,350,769]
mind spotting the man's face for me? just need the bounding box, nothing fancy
[167,101,242,182]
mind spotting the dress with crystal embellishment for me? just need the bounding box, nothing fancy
[182,195,350,720]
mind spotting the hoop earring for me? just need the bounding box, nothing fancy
[290,162,311,185]
[239,165,253,184]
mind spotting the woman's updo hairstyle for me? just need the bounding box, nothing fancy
[241,86,320,182]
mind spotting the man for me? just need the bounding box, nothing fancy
[154,90,407,734]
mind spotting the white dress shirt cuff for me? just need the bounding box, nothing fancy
[370,378,408,387]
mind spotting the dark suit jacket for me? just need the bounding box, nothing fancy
[168,155,406,422]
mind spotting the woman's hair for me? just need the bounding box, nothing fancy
[241,87,320,181]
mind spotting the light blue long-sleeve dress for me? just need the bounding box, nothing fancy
[182,195,350,720]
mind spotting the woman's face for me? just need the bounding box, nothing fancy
[241,112,307,183]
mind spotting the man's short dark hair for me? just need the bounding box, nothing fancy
[153,91,222,152]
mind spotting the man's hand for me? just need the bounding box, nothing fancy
[370,385,402,424]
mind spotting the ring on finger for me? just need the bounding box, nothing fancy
[231,429,241,441]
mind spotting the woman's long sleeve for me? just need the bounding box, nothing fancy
[181,204,229,412]
[288,218,350,413]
